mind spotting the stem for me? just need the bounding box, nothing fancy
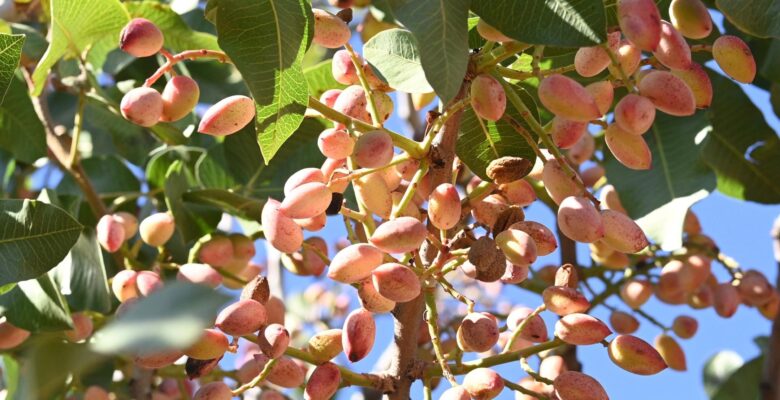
[476,41,531,70]
[496,64,576,81]
[347,158,376,235]
[762,214,780,400]
[391,160,429,219]
[144,49,229,87]
[344,43,381,127]
[423,288,457,385]
[504,379,550,400]
[520,357,553,385]
[633,308,670,332]
[426,338,565,376]
[604,45,634,92]
[231,358,278,395]
[68,93,86,168]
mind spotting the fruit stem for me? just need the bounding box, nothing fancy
[690,44,712,52]
[503,304,546,353]
[307,96,423,158]
[520,356,554,385]
[143,49,230,87]
[604,44,635,92]
[420,97,471,154]
[503,379,550,400]
[344,43,382,127]
[476,41,531,71]
[436,276,475,311]
[283,346,393,390]
[391,159,429,219]
[495,64,576,81]
[231,357,277,395]
[423,288,458,385]
[68,92,86,168]
[347,157,377,236]
[329,153,410,187]
[426,338,564,377]
[531,45,545,79]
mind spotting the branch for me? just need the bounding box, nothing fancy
[762,214,780,400]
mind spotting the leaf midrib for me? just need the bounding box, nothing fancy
[0,225,82,245]
[651,123,676,200]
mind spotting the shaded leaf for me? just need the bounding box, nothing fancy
[57,155,140,199]
[716,0,780,38]
[183,189,264,221]
[0,34,24,105]
[164,161,221,243]
[146,145,205,189]
[91,281,230,355]
[50,230,112,314]
[0,77,46,164]
[0,274,72,332]
[471,0,607,47]
[712,355,763,400]
[0,200,82,286]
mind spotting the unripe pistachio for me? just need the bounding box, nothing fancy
[557,196,604,243]
[328,243,384,283]
[672,63,713,109]
[318,128,354,159]
[671,315,698,339]
[538,74,601,122]
[614,94,656,135]
[135,350,183,369]
[714,282,740,318]
[198,235,234,267]
[553,371,609,400]
[357,278,396,313]
[574,45,612,78]
[319,89,342,108]
[467,237,507,282]
[285,168,326,196]
[567,132,596,165]
[261,199,303,253]
[354,172,392,219]
[114,211,139,238]
[121,87,164,127]
[312,8,351,48]
[429,183,461,230]
[551,117,588,149]
[112,270,139,302]
[669,0,712,39]
[370,217,427,253]
[343,308,376,362]
[654,21,692,70]
[354,130,394,168]
[712,35,756,83]
[470,74,506,121]
[608,334,667,375]
[506,307,548,342]
[194,382,232,400]
[332,50,360,85]
[371,263,421,303]
[161,75,200,122]
[334,85,371,123]
[65,312,93,342]
[216,299,267,336]
[184,329,229,360]
[476,20,512,42]
[620,278,653,309]
[499,179,536,206]
[463,368,504,400]
[258,323,290,359]
[495,229,537,265]
[609,40,642,76]
[543,286,591,316]
[457,312,500,352]
[542,159,584,205]
[440,386,471,400]
[280,182,333,219]
[0,321,29,349]
[119,18,164,58]
[585,80,614,116]
[139,212,175,247]
[307,329,343,363]
[617,0,662,51]
[638,70,696,116]
[554,313,611,345]
[198,95,255,136]
[97,214,126,253]
[601,209,649,253]
[610,310,640,334]
[305,362,341,400]
[83,386,110,400]
[471,194,509,228]
[654,334,687,371]
[605,123,653,170]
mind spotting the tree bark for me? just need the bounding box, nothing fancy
[761,215,780,400]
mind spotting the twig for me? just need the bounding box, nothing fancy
[144,49,229,87]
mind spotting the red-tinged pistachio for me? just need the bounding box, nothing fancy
[280,182,333,219]
[617,0,662,51]
[371,263,421,303]
[553,371,609,400]
[139,212,175,247]
[258,323,290,359]
[605,123,653,170]
[193,382,232,400]
[557,196,605,243]
[586,80,615,116]
[501,262,530,284]
[470,74,506,121]
[538,74,601,122]
[672,63,713,109]
[440,386,471,400]
[620,279,653,309]
[357,278,396,313]
[509,221,558,256]
[333,85,371,123]
[554,313,612,345]
[121,87,163,127]
[610,310,640,334]
[551,117,588,149]
[265,296,286,326]
[97,214,126,253]
[712,35,756,83]
[136,271,162,297]
[499,179,536,206]
[471,194,509,228]
[654,334,687,371]
[304,362,341,400]
[670,0,713,39]
[112,270,139,302]
[161,75,200,122]
[134,350,183,369]
[0,321,29,349]
[353,172,393,219]
[83,386,110,400]
[119,18,164,58]
[614,94,656,135]
[216,299,267,336]
[307,329,343,363]
[312,8,351,48]
[608,334,667,375]
[654,21,692,70]
[184,329,229,360]
[284,168,326,196]
[476,19,512,42]
[370,217,427,254]
[256,354,306,388]
[738,269,773,306]
[542,159,584,205]
[638,70,696,116]
[198,95,256,136]
[354,130,394,168]
[506,307,548,342]
[65,313,94,342]
[198,235,234,267]
[113,211,139,238]
[462,368,504,400]
[540,355,568,381]
[318,128,354,159]
[543,286,591,316]
[331,50,360,85]
[457,312,500,352]
[262,199,304,253]
[714,282,740,318]
[319,88,342,108]
[343,308,376,362]
[574,45,612,78]
[601,209,649,253]
[328,243,384,283]
[495,229,537,265]
[429,183,462,230]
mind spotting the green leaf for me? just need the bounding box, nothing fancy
[363,29,434,94]
[50,230,112,314]
[471,0,607,47]
[604,112,716,249]
[2,355,19,398]
[0,77,46,164]
[215,0,311,163]
[701,71,780,203]
[386,0,470,102]
[146,145,206,189]
[704,351,744,397]
[712,355,764,400]
[164,161,221,243]
[0,34,24,105]
[304,60,347,100]
[83,98,150,166]
[183,189,264,221]
[30,0,129,96]
[0,274,72,332]
[716,0,780,39]
[125,1,220,51]
[91,281,230,355]
[456,85,538,181]
[467,16,486,49]
[0,200,82,286]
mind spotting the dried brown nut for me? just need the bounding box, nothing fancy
[241,275,271,304]
[467,237,506,282]
[486,156,532,184]
[492,206,525,234]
